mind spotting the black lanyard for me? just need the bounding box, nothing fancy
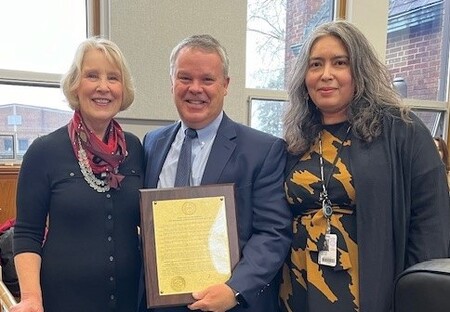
[318,125,351,220]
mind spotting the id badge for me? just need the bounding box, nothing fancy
[318,233,337,267]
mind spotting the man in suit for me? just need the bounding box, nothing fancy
[141,34,292,312]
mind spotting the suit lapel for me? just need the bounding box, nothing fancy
[201,114,236,185]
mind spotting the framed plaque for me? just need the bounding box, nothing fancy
[139,183,240,308]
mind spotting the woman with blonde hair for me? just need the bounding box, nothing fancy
[12,37,143,312]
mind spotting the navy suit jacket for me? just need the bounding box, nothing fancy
[140,113,292,312]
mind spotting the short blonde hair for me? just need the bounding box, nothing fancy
[61,37,135,111]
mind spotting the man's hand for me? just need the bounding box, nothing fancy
[187,283,237,312]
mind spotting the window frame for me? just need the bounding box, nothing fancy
[248,95,288,137]
[0,0,107,87]
[0,0,108,163]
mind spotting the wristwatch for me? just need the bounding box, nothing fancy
[232,288,248,308]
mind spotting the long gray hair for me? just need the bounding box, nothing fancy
[284,20,409,155]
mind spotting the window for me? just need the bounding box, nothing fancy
[386,0,449,137]
[246,0,338,135]
[0,0,92,162]
[0,134,14,159]
[246,0,287,90]
[412,109,446,136]
[387,0,449,102]
[249,98,288,137]
[18,139,29,154]
[246,0,336,91]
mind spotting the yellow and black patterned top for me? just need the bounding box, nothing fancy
[280,121,359,312]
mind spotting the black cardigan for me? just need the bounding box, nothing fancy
[286,113,450,312]
[14,126,144,312]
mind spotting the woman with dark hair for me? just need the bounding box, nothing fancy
[280,20,450,312]
[434,137,450,172]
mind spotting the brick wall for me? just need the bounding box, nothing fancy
[0,105,72,158]
[386,20,443,100]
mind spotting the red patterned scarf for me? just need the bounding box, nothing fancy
[68,110,127,190]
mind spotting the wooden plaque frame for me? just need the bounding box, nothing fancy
[139,183,240,308]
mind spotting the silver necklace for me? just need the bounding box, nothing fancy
[76,136,110,192]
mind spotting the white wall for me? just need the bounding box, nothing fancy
[345,0,389,62]
[109,1,248,139]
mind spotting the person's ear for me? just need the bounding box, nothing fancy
[223,77,230,96]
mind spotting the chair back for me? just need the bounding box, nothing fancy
[393,258,450,312]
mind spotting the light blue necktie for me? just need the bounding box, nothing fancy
[174,128,197,187]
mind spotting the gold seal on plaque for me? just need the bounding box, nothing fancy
[170,276,186,292]
[182,202,196,215]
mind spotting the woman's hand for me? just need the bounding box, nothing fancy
[9,294,43,312]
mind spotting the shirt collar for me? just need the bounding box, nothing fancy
[180,111,223,142]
